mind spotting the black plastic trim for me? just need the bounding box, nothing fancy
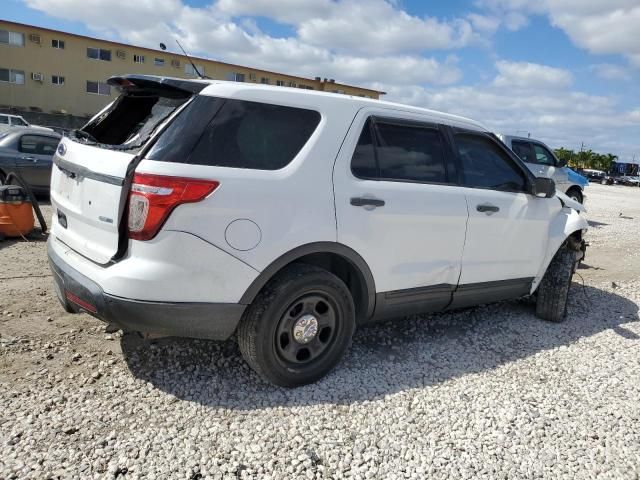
[448,277,533,310]
[238,242,376,319]
[107,75,209,95]
[48,240,244,340]
[372,283,454,321]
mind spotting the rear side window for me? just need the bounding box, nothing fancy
[455,133,526,191]
[375,121,446,183]
[187,99,320,170]
[511,140,535,164]
[19,135,59,154]
[351,117,447,184]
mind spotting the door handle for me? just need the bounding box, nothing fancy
[476,204,499,214]
[350,197,385,208]
[22,156,37,162]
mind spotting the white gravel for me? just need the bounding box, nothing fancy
[1,183,640,479]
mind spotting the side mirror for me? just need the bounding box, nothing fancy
[531,177,555,198]
[556,157,568,168]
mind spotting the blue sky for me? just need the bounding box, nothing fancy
[5,0,640,161]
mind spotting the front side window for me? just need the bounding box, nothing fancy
[148,97,321,170]
[532,143,556,166]
[12,117,28,126]
[0,116,8,125]
[20,135,59,154]
[455,133,527,191]
[511,140,535,164]
[86,81,111,96]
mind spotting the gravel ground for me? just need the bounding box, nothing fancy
[1,183,639,479]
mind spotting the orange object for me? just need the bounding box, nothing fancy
[0,186,34,238]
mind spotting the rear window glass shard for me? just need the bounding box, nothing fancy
[75,87,193,152]
[148,96,321,170]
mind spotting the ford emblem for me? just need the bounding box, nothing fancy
[57,143,66,156]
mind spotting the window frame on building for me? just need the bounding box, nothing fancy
[184,63,205,77]
[276,80,285,87]
[133,54,145,64]
[51,39,65,49]
[0,68,25,85]
[87,47,112,61]
[51,75,65,86]
[0,29,25,47]
[86,80,111,96]
[154,57,165,67]
[260,77,270,84]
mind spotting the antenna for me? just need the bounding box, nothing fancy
[159,40,209,79]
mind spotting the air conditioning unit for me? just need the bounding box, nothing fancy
[116,49,126,59]
[171,59,180,68]
[29,33,41,44]
[31,72,44,82]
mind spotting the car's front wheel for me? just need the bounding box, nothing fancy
[237,263,355,387]
[535,246,577,322]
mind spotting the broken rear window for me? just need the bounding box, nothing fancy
[73,87,192,152]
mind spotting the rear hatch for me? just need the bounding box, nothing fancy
[50,75,205,264]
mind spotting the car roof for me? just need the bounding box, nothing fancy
[113,75,489,133]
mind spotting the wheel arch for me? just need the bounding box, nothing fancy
[239,242,376,324]
[531,208,588,293]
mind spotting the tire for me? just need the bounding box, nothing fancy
[237,263,356,387]
[566,188,583,204]
[535,246,576,323]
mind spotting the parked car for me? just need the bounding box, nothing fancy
[497,135,588,203]
[48,75,588,386]
[581,168,607,182]
[619,175,640,187]
[0,113,54,133]
[0,128,62,194]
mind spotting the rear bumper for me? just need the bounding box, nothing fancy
[48,240,246,340]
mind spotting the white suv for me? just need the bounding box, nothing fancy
[48,75,588,386]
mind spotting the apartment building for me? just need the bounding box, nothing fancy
[0,20,383,124]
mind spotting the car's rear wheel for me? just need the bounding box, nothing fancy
[237,263,355,387]
[535,246,577,323]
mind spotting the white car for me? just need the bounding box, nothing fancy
[0,113,54,133]
[48,75,588,386]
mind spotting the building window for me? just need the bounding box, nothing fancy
[0,68,25,84]
[184,63,205,76]
[0,30,25,46]
[86,80,111,96]
[288,81,297,88]
[154,58,165,66]
[276,80,285,87]
[248,73,257,81]
[260,77,269,84]
[52,75,65,86]
[51,39,65,49]
[226,72,245,82]
[134,54,145,64]
[87,47,111,61]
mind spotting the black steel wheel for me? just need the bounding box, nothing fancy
[238,263,355,387]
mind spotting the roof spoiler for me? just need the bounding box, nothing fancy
[107,74,209,95]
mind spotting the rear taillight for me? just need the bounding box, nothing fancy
[127,173,219,241]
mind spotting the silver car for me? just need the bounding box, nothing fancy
[0,128,62,194]
[498,134,588,203]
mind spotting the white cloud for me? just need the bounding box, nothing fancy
[589,63,631,82]
[493,60,572,89]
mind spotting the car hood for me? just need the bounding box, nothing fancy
[556,191,586,213]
